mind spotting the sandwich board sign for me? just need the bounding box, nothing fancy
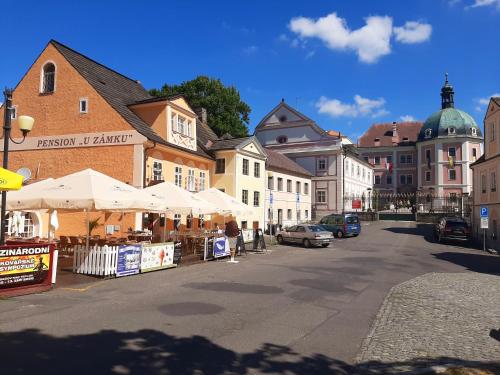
[480,207,489,229]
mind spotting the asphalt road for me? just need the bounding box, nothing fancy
[0,221,493,374]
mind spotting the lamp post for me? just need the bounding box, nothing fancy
[1,88,35,244]
[367,188,372,211]
[429,187,435,213]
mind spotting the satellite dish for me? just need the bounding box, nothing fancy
[17,167,32,183]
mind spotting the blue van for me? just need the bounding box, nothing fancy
[319,214,361,238]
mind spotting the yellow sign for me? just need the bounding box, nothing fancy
[448,156,454,168]
[0,168,23,191]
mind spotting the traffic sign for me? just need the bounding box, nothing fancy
[480,207,489,218]
[481,217,489,229]
[269,192,273,205]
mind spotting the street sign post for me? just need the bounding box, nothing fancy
[480,207,489,251]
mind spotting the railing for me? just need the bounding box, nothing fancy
[72,245,119,276]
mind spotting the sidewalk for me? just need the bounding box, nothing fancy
[356,272,500,374]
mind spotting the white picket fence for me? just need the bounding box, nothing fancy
[72,245,119,276]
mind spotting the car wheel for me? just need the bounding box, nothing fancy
[336,230,343,238]
[321,243,329,247]
[303,238,311,248]
[277,235,283,244]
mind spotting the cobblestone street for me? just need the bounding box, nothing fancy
[357,272,500,374]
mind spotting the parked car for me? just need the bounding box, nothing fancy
[276,224,334,248]
[318,213,361,238]
[435,217,471,243]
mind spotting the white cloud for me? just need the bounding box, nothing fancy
[242,45,258,55]
[476,93,500,109]
[400,115,417,122]
[316,95,389,118]
[469,0,500,8]
[394,21,432,44]
[289,13,393,63]
[288,13,432,63]
[305,50,316,59]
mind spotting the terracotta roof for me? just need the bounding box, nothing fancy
[265,148,312,177]
[196,119,218,147]
[209,136,252,151]
[50,40,213,160]
[358,121,423,147]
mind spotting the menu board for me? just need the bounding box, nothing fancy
[140,243,174,273]
[173,241,182,264]
[116,244,142,277]
[0,244,52,289]
[213,237,230,258]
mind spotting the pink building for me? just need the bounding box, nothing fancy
[358,121,422,193]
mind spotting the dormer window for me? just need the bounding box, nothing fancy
[276,135,288,144]
[471,128,477,136]
[41,62,56,93]
[79,98,88,114]
[447,127,456,135]
[425,129,432,138]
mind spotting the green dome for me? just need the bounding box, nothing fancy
[418,107,482,141]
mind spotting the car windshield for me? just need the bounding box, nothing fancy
[308,225,324,232]
[346,216,359,224]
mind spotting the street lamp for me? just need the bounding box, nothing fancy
[1,88,35,244]
[367,188,372,211]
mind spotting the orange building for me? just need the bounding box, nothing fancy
[0,40,214,239]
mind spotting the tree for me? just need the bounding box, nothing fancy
[150,76,250,138]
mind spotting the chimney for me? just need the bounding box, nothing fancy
[391,121,399,145]
[195,107,208,123]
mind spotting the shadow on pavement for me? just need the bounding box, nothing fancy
[1,329,499,375]
[433,252,500,275]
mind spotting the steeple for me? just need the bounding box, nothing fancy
[440,73,455,109]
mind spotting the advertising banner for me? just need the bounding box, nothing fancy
[116,244,142,277]
[213,237,229,258]
[140,243,174,273]
[0,244,53,291]
[352,199,362,209]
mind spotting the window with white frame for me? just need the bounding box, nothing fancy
[174,166,182,187]
[199,171,206,191]
[242,159,249,175]
[448,169,456,181]
[253,191,260,207]
[79,98,88,114]
[187,169,195,191]
[152,161,163,181]
[171,113,176,131]
[491,172,497,192]
[447,127,456,135]
[187,120,192,137]
[41,62,55,93]
[286,179,292,193]
[7,213,35,238]
[317,158,327,171]
[287,209,292,220]
[448,147,456,157]
[471,128,477,136]
[304,183,309,195]
[242,189,248,204]
[316,190,327,203]
[177,116,186,135]
[277,178,283,191]
[254,162,260,178]
[268,176,274,190]
[296,181,301,195]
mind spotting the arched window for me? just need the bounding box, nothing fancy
[276,135,288,144]
[41,63,56,93]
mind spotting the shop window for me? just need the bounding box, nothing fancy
[174,214,181,230]
[287,179,292,193]
[174,166,182,187]
[317,158,327,171]
[491,172,497,192]
[268,176,274,190]
[277,178,283,191]
[304,183,309,195]
[153,161,163,181]
[215,158,225,174]
[481,174,487,194]
[253,191,260,207]
[287,209,292,220]
[79,98,88,114]
[317,190,327,203]
[242,159,249,175]
[242,189,248,205]
[449,169,456,181]
[41,62,55,93]
[254,162,260,178]
[199,171,206,191]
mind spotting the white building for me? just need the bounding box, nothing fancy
[264,148,312,231]
[343,147,374,211]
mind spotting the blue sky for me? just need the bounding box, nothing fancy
[1,0,499,141]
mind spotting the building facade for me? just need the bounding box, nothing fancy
[358,121,422,194]
[264,148,312,230]
[471,97,500,250]
[254,100,373,220]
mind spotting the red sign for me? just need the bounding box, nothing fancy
[352,200,362,209]
[0,242,55,297]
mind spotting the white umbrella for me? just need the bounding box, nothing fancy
[6,169,165,212]
[143,182,219,215]
[6,178,55,211]
[195,188,254,216]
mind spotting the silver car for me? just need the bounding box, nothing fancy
[276,224,334,248]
